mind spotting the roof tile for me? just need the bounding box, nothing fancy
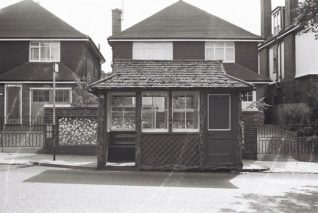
[90,60,252,89]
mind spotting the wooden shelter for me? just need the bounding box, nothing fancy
[90,60,253,171]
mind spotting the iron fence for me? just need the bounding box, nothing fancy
[257,124,318,157]
[0,116,44,150]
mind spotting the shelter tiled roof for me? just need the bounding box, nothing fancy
[109,0,261,40]
[0,63,77,81]
[0,0,87,39]
[90,60,253,90]
[223,63,270,82]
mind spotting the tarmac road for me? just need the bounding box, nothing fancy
[0,165,318,213]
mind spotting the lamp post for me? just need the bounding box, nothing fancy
[53,63,59,161]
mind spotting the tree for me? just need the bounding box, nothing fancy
[297,0,318,38]
[72,74,97,106]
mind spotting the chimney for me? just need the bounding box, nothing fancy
[285,0,298,27]
[261,0,272,39]
[112,9,122,36]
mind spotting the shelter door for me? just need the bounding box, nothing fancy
[205,94,236,167]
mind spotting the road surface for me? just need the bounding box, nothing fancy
[0,165,318,213]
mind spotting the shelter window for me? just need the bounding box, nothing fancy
[111,95,136,130]
[142,92,168,132]
[172,91,199,132]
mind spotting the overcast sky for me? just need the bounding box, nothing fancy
[0,0,285,71]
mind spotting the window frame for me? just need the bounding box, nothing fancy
[132,42,173,60]
[172,91,200,133]
[110,93,136,131]
[241,91,258,111]
[29,41,61,62]
[208,94,231,131]
[141,91,169,133]
[205,41,235,63]
[30,88,72,104]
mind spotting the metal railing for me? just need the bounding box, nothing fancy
[0,116,45,150]
[257,124,318,157]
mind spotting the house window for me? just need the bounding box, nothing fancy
[31,89,71,103]
[205,41,235,62]
[111,95,136,130]
[30,41,60,62]
[269,42,284,82]
[242,91,257,111]
[142,92,168,132]
[208,94,231,131]
[32,90,50,102]
[56,90,70,103]
[133,42,173,60]
[272,9,283,36]
[172,91,199,132]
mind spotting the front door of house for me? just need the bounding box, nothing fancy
[5,85,22,124]
[205,93,237,168]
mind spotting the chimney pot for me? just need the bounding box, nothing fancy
[112,9,122,36]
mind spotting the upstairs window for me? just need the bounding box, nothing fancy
[272,8,284,36]
[30,41,60,62]
[205,41,235,62]
[133,42,173,60]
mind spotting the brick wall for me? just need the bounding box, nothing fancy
[43,106,98,155]
[242,111,264,160]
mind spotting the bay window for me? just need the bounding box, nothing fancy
[205,41,235,62]
[111,95,136,130]
[142,92,168,132]
[172,91,199,132]
[30,41,60,62]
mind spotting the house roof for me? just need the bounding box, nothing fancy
[90,60,253,90]
[223,63,270,83]
[0,62,77,81]
[109,0,261,41]
[0,0,87,39]
[0,0,105,62]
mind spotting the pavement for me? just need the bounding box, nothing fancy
[1,152,318,173]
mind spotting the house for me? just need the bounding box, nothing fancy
[0,0,105,125]
[259,0,318,124]
[90,0,267,170]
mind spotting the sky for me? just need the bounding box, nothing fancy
[0,0,286,72]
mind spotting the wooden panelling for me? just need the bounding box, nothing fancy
[173,41,205,60]
[112,42,133,60]
[140,134,200,170]
[235,42,258,72]
[0,41,29,74]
